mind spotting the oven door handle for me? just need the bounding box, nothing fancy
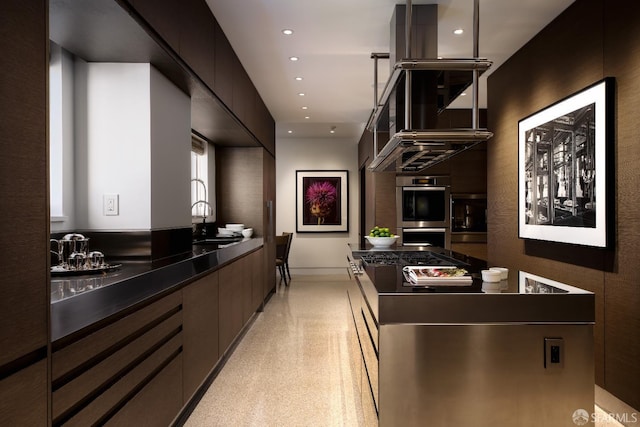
[401,186,448,192]
[402,228,447,233]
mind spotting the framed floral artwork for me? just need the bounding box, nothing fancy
[518,78,614,247]
[296,170,348,233]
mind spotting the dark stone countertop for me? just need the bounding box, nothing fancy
[347,242,595,324]
[51,237,263,344]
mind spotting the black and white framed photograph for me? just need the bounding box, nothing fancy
[518,78,614,247]
[296,170,348,233]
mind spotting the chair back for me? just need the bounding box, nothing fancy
[275,235,288,260]
[282,232,293,261]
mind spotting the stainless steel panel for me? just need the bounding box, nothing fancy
[379,324,594,427]
[348,286,379,414]
[378,293,595,324]
[361,306,378,352]
[355,273,379,322]
[360,311,379,412]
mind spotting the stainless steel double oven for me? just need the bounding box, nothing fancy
[396,176,451,248]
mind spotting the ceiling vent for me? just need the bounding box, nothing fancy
[367,0,493,172]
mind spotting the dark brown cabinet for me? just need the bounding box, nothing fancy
[0,361,48,426]
[255,96,276,155]
[130,0,181,53]
[217,147,276,298]
[51,292,183,426]
[182,271,220,402]
[0,1,49,425]
[105,354,183,427]
[214,20,234,108]
[129,0,275,155]
[263,153,276,296]
[250,248,265,312]
[232,57,254,128]
[178,0,216,89]
[241,254,254,325]
[218,259,245,355]
[47,247,266,426]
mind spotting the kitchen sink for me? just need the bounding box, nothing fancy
[193,236,243,245]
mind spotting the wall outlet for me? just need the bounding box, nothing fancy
[104,194,119,216]
[544,337,564,369]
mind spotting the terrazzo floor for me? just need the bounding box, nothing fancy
[184,274,624,427]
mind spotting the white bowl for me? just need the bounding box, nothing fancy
[241,228,253,238]
[226,223,245,232]
[365,235,399,248]
[489,267,509,280]
[482,282,502,293]
[481,269,501,283]
[218,227,235,236]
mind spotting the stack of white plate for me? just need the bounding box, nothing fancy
[226,223,245,232]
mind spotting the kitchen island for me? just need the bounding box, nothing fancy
[347,243,595,427]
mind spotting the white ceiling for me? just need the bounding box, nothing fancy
[206,0,575,142]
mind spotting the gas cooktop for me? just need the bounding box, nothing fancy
[359,251,464,267]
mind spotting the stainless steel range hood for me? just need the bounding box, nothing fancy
[367,0,493,172]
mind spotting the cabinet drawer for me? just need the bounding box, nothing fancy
[360,308,379,412]
[53,291,182,380]
[52,311,182,421]
[104,353,183,427]
[51,291,183,426]
[361,303,378,353]
[53,333,182,426]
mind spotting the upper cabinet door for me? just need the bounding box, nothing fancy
[178,0,216,90]
[214,20,234,108]
[130,0,181,54]
[232,58,253,125]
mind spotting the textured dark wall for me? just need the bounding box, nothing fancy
[488,0,640,410]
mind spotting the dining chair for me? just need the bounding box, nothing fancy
[275,234,289,286]
[281,232,293,280]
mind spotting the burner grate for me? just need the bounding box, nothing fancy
[359,251,461,267]
[398,252,457,266]
[359,252,400,266]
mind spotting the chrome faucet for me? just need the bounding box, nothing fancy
[191,200,214,238]
[191,200,214,220]
[191,178,211,237]
[191,178,207,200]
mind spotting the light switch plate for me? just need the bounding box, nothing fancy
[104,194,119,216]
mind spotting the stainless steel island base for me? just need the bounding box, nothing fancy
[379,324,594,427]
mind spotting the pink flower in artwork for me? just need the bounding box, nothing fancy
[305,181,337,224]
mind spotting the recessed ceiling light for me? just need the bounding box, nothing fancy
[289,56,299,61]
[301,106,308,110]
[282,29,294,35]
[304,116,310,119]
[287,130,293,134]
[298,93,305,96]
[295,77,303,81]
[461,92,467,96]
[453,28,464,35]
[330,126,336,134]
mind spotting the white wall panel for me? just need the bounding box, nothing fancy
[276,138,359,273]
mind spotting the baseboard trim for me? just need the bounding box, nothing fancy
[595,385,639,426]
[289,267,349,276]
